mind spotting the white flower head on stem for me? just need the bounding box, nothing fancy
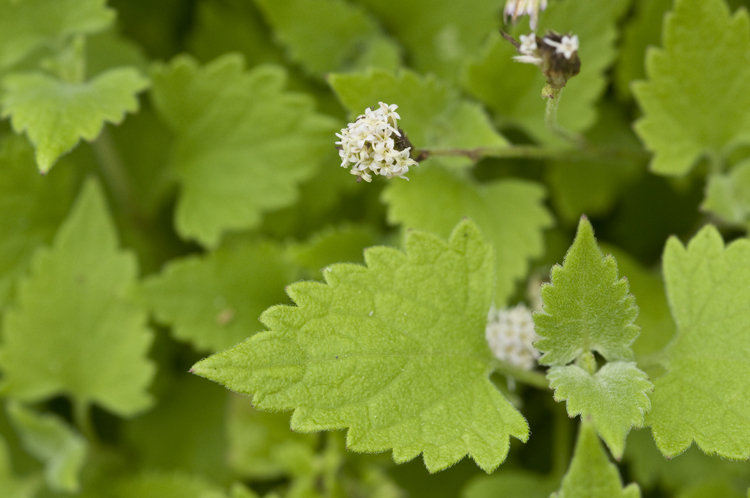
[543,34,579,60]
[485,303,541,370]
[335,102,418,182]
[504,0,548,30]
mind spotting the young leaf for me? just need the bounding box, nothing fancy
[329,68,507,169]
[0,179,155,417]
[463,0,630,142]
[633,0,750,175]
[6,401,86,493]
[142,239,295,352]
[0,0,113,71]
[547,362,652,459]
[702,159,750,231]
[647,225,750,459]
[534,216,639,366]
[383,166,552,306]
[253,0,401,76]
[192,220,529,473]
[551,421,641,498]
[150,54,340,247]
[1,68,149,173]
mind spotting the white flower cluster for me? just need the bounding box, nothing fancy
[504,0,548,30]
[513,32,580,66]
[485,304,541,370]
[335,102,418,182]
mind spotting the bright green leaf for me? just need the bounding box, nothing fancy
[534,216,639,366]
[0,179,155,417]
[253,0,401,76]
[329,68,507,169]
[0,434,40,498]
[0,135,79,310]
[383,166,552,305]
[552,421,641,498]
[0,0,113,71]
[547,362,652,459]
[463,0,630,142]
[1,68,149,172]
[647,225,750,459]
[192,220,529,473]
[462,470,556,498]
[633,0,750,175]
[6,401,86,493]
[702,159,750,230]
[142,239,295,352]
[150,54,340,247]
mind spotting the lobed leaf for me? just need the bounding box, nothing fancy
[534,217,640,366]
[1,68,149,172]
[633,0,750,175]
[6,401,86,493]
[192,220,529,473]
[383,166,552,306]
[150,54,340,247]
[0,179,155,417]
[552,421,641,498]
[548,362,652,459]
[647,225,750,459]
[702,159,750,231]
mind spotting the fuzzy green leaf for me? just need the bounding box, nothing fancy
[0,179,155,417]
[548,362,652,459]
[192,220,529,473]
[150,54,339,247]
[1,68,149,172]
[633,0,750,175]
[329,68,507,169]
[6,401,86,493]
[253,0,401,76]
[142,239,295,352]
[534,217,639,366]
[552,421,641,498]
[0,0,113,71]
[647,225,750,459]
[463,0,630,142]
[702,159,750,230]
[383,167,552,305]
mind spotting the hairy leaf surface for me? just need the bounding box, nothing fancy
[192,220,529,473]
[633,0,750,175]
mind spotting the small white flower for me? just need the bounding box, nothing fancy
[543,34,579,59]
[335,102,418,182]
[485,304,540,370]
[504,0,548,30]
[518,33,538,55]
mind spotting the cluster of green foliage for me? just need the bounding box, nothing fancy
[1,0,750,496]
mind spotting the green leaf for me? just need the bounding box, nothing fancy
[552,421,641,498]
[0,135,79,310]
[142,239,295,352]
[463,0,630,142]
[547,362,652,459]
[702,159,750,230]
[0,434,40,498]
[0,178,155,417]
[382,166,552,305]
[192,220,529,473]
[633,0,750,175]
[287,224,376,278]
[356,0,507,84]
[150,54,340,247]
[614,0,672,100]
[1,68,149,172]
[328,68,507,169]
[647,224,750,459]
[462,470,556,498]
[253,0,401,76]
[0,0,113,71]
[6,401,86,493]
[534,216,639,366]
[227,395,318,480]
[112,472,226,498]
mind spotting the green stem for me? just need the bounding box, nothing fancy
[491,360,549,390]
[551,402,572,478]
[545,87,586,147]
[73,400,96,442]
[418,144,649,164]
[92,129,140,220]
